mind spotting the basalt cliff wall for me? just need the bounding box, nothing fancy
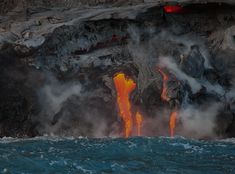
[0,1,235,138]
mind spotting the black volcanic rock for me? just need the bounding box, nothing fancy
[180,46,205,78]
[0,45,40,137]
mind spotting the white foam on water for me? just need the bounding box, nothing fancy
[0,135,88,144]
[171,142,204,153]
[217,138,235,144]
[75,166,93,174]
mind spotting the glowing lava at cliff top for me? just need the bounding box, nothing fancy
[113,73,143,138]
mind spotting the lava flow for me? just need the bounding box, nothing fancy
[135,112,143,136]
[158,68,178,137]
[169,111,177,137]
[113,73,136,138]
[113,73,144,137]
[158,68,170,102]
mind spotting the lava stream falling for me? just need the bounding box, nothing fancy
[169,111,177,137]
[113,73,136,138]
[135,112,143,136]
[158,68,178,137]
[158,68,170,102]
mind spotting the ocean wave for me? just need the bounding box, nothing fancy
[0,136,234,174]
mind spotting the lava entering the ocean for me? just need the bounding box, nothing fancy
[113,73,144,138]
[136,112,143,136]
[169,111,177,137]
[158,68,178,137]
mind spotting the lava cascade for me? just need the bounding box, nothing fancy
[169,111,177,137]
[158,68,178,137]
[158,68,170,102]
[113,73,143,137]
[135,112,143,136]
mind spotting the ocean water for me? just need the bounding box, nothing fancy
[0,136,234,174]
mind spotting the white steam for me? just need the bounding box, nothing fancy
[157,31,212,68]
[39,81,81,119]
[126,26,228,139]
[159,56,202,93]
[159,56,225,95]
[37,75,114,138]
[179,103,222,139]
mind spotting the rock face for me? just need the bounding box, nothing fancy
[0,1,235,138]
[180,46,205,78]
[0,44,39,137]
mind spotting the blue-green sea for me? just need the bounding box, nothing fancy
[0,137,234,174]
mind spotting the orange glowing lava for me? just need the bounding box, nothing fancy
[135,112,143,136]
[158,68,170,102]
[113,73,136,138]
[169,111,177,137]
[158,68,178,137]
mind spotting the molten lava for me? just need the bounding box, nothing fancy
[158,68,170,102]
[113,73,136,138]
[135,112,143,136]
[158,68,178,137]
[113,73,144,137]
[169,111,177,137]
[163,5,185,14]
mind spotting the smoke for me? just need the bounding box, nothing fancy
[35,73,118,138]
[127,27,156,93]
[38,76,81,120]
[126,25,229,139]
[158,56,225,95]
[127,25,141,44]
[155,30,212,68]
[140,101,223,139]
[179,103,223,139]
[127,26,223,95]
[36,74,82,134]
[141,108,173,137]
[30,25,232,139]
[201,81,225,96]
[158,56,202,93]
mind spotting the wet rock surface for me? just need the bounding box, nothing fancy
[0,1,235,138]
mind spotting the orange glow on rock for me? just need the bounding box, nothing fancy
[158,68,178,137]
[158,68,170,102]
[113,73,136,138]
[163,5,184,14]
[169,111,177,137]
[135,112,143,136]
